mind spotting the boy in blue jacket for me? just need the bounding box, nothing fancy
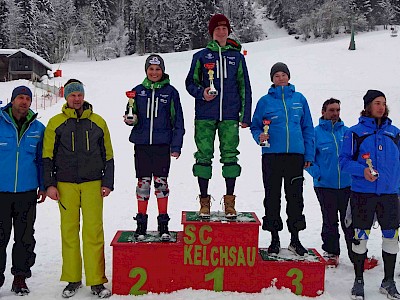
[339,90,400,300]
[0,86,46,295]
[185,14,252,218]
[250,62,314,256]
[124,54,185,241]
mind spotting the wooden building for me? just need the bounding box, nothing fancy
[0,48,52,82]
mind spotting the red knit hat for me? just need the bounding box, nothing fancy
[208,14,231,36]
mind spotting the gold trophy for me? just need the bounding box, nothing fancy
[362,152,379,177]
[260,119,271,147]
[204,63,218,96]
[125,90,136,120]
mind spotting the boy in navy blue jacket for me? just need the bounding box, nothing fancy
[250,62,314,257]
[340,90,400,300]
[124,54,185,241]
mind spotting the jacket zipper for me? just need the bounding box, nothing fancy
[217,46,225,121]
[282,86,289,153]
[12,119,34,192]
[331,123,340,189]
[149,86,156,144]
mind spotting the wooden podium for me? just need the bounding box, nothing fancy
[110,211,325,297]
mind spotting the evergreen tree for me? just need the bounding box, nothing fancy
[52,0,77,63]
[12,0,38,52]
[186,0,215,49]
[0,0,9,48]
[34,0,55,62]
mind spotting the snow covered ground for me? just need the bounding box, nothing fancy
[1,26,400,300]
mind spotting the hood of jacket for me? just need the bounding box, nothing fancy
[62,101,93,119]
[142,74,170,90]
[206,38,242,52]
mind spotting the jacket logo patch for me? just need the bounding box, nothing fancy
[139,90,147,97]
[205,53,214,60]
[160,94,169,98]
[228,61,235,66]
[160,99,168,103]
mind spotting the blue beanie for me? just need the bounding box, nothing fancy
[64,82,85,100]
[11,86,32,101]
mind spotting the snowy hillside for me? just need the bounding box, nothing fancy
[1,27,400,300]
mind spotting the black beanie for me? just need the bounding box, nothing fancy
[145,54,165,73]
[363,90,385,108]
[270,62,290,82]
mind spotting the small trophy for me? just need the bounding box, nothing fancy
[260,119,271,147]
[125,90,136,120]
[361,152,379,177]
[204,63,218,96]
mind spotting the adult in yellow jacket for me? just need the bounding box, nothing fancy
[43,79,114,299]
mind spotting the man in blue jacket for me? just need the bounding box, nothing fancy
[250,62,314,256]
[306,98,353,266]
[186,14,252,218]
[0,86,46,296]
[340,90,400,300]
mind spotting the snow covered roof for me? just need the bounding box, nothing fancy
[0,48,52,70]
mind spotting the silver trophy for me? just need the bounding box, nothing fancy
[205,63,218,96]
[260,119,271,147]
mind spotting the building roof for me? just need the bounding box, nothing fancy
[0,48,52,70]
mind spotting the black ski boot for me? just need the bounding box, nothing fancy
[157,214,171,241]
[133,213,148,240]
[267,231,280,255]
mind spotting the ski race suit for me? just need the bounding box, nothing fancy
[250,84,314,234]
[185,38,252,180]
[306,118,353,256]
[339,116,400,255]
[0,103,45,279]
[43,101,114,286]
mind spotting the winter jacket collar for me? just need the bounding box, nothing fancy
[62,101,93,119]
[319,118,344,131]
[142,74,170,90]
[206,38,242,52]
[358,115,391,130]
[1,102,37,132]
[268,84,296,99]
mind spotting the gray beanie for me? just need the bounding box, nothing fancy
[145,54,165,73]
[270,62,290,82]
